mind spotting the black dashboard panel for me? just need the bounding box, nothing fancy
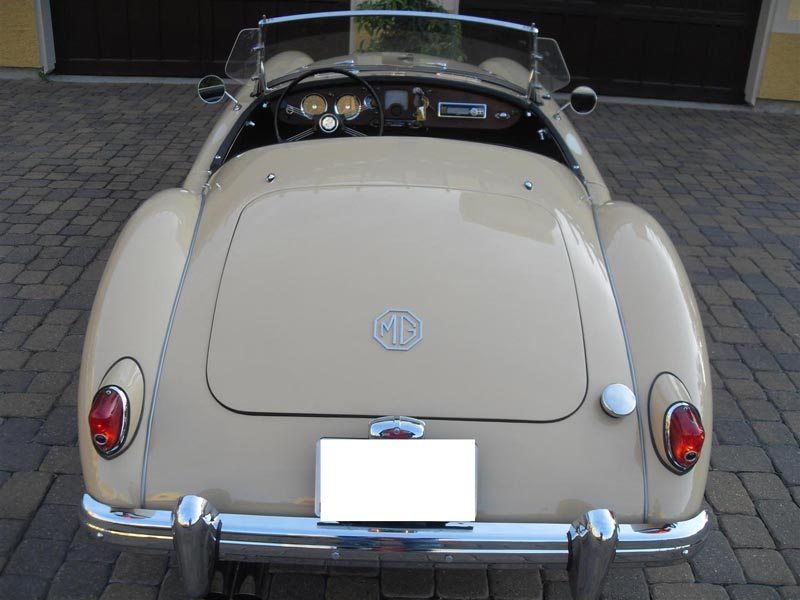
[278,82,523,131]
[221,77,568,169]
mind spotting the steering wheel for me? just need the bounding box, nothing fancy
[273,68,385,143]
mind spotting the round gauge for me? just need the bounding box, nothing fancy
[335,94,360,119]
[301,94,327,116]
[362,96,375,110]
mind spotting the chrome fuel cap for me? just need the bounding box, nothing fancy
[600,383,636,418]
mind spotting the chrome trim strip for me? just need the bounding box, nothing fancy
[138,192,207,506]
[82,494,708,566]
[591,203,650,520]
[263,10,534,33]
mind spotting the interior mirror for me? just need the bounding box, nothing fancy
[570,86,598,115]
[197,75,241,110]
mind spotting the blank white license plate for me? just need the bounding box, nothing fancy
[316,439,477,522]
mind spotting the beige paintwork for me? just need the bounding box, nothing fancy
[596,202,711,521]
[137,138,645,522]
[80,58,710,526]
[79,188,200,506]
[208,186,586,421]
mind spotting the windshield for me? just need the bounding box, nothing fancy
[225,11,570,95]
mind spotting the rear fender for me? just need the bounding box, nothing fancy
[596,201,711,523]
[78,188,201,507]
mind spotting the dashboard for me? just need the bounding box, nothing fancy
[220,78,568,170]
[278,82,523,131]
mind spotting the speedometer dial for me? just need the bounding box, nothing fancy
[335,95,360,119]
[301,94,327,116]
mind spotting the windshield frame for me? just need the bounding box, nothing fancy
[263,9,533,33]
[249,10,550,102]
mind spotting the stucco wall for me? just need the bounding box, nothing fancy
[0,0,41,68]
[759,0,800,100]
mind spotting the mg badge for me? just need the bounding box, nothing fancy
[373,309,423,351]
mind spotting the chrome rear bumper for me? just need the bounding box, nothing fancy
[81,494,708,599]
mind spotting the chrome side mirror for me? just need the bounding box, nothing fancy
[554,85,598,119]
[570,86,598,115]
[197,75,241,111]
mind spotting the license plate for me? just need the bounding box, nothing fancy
[316,439,477,522]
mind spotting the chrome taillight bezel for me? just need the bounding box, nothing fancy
[89,385,130,458]
[663,401,704,474]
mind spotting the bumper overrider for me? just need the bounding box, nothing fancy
[81,494,708,600]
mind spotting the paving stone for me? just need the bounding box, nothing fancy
[541,582,571,600]
[23,324,69,351]
[711,446,774,472]
[381,567,435,598]
[740,401,784,425]
[155,569,185,600]
[644,562,694,583]
[25,503,79,541]
[0,440,49,471]
[28,371,72,394]
[435,568,489,600]
[487,568,542,600]
[727,585,780,600]
[0,520,27,554]
[0,575,49,600]
[778,587,800,599]
[324,576,378,600]
[35,406,77,445]
[268,573,325,600]
[0,393,55,418]
[690,531,746,584]
[44,474,85,505]
[766,446,800,485]
[110,552,169,586]
[5,537,69,578]
[753,421,797,445]
[757,500,800,549]
[784,549,800,580]
[39,446,81,474]
[785,412,800,438]
[599,568,649,599]
[66,534,120,565]
[99,584,158,600]
[715,420,758,445]
[735,549,797,585]
[0,418,42,442]
[650,583,729,600]
[0,471,53,519]
[705,471,756,515]
[739,473,792,501]
[719,515,776,549]
[48,560,112,600]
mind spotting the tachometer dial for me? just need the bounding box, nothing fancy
[301,94,327,116]
[335,95,360,119]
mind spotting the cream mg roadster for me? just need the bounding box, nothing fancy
[79,9,711,599]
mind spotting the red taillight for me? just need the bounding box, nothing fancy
[666,402,704,472]
[89,386,128,457]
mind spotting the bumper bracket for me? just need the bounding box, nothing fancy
[173,495,221,599]
[567,509,618,600]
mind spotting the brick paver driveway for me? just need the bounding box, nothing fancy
[0,80,799,600]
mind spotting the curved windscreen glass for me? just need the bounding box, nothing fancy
[225,12,570,93]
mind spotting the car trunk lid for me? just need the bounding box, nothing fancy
[206,184,586,422]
